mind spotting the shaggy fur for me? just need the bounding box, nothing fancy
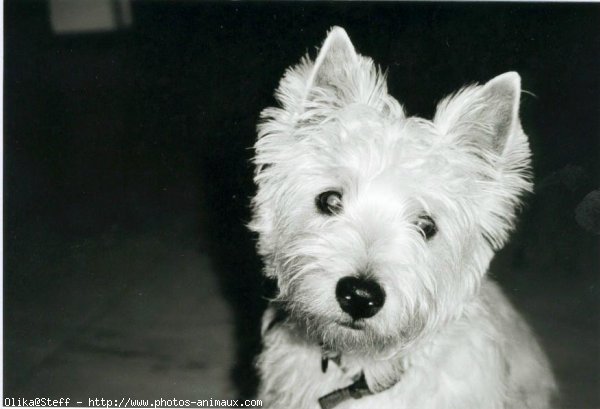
[250,27,556,409]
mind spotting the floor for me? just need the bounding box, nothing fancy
[5,216,236,402]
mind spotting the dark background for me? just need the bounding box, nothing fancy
[4,1,599,407]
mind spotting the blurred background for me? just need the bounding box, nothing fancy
[4,1,599,407]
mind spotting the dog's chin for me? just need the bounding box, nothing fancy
[297,313,399,353]
[302,311,431,355]
[326,324,397,353]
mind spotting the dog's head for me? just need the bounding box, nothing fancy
[250,27,531,353]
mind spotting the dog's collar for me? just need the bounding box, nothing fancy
[318,350,399,409]
[318,371,372,409]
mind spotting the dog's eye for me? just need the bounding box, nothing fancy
[415,215,437,240]
[316,191,343,215]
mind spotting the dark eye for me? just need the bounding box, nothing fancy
[316,191,343,215]
[415,215,437,240]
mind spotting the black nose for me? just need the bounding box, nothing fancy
[335,276,385,320]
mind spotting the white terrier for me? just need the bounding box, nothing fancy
[249,27,557,409]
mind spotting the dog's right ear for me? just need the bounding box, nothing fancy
[302,27,358,104]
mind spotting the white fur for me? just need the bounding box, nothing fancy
[250,27,557,409]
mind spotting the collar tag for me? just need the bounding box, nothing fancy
[320,348,341,373]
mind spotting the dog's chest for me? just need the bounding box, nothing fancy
[259,325,399,409]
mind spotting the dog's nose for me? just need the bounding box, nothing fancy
[335,276,385,320]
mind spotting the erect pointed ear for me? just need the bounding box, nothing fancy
[303,26,358,101]
[435,72,522,154]
[479,72,521,153]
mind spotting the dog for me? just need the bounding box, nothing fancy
[249,27,557,409]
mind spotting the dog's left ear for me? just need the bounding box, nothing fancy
[435,72,522,155]
[436,73,531,249]
[303,26,359,103]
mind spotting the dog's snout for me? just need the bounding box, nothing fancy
[335,276,385,320]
